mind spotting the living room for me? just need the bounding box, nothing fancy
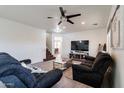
[0,2,124,90]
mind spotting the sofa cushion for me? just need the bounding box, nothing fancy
[0,64,36,88]
[92,53,112,74]
[36,69,63,88]
[0,75,26,88]
[0,80,6,88]
[0,53,36,88]
[0,52,21,66]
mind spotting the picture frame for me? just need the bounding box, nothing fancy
[109,5,122,49]
[111,12,120,48]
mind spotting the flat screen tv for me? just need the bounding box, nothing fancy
[71,40,89,51]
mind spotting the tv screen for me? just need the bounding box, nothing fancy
[71,40,89,51]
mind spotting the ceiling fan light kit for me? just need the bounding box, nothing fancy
[54,26,62,33]
[58,7,81,25]
[81,21,85,25]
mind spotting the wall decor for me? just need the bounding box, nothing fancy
[108,5,124,49]
[111,8,120,48]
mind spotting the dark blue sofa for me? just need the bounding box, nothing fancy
[0,53,63,88]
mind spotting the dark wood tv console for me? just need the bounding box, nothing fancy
[69,52,89,60]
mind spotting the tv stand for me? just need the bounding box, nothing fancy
[69,52,89,60]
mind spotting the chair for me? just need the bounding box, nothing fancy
[80,52,102,67]
[72,52,113,87]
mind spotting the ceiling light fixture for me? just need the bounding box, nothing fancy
[54,26,62,33]
[81,21,85,25]
[92,23,98,26]
[63,26,66,29]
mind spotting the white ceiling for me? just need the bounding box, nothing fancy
[0,5,111,33]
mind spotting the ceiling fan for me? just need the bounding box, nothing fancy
[58,7,81,25]
[47,7,81,25]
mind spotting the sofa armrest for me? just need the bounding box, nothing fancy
[72,64,102,87]
[81,62,93,67]
[20,59,31,64]
[72,64,92,73]
[36,69,63,88]
[84,55,95,61]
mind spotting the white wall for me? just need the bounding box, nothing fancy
[61,28,107,58]
[107,5,124,88]
[46,32,52,52]
[0,17,46,63]
[111,50,124,87]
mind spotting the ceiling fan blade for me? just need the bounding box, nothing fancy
[67,19,74,24]
[47,17,54,19]
[58,21,62,25]
[59,7,65,17]
[66,14,81,18]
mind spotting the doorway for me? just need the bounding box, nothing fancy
[54,36,63,55]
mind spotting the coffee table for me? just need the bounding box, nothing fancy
[53,58,72,70]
